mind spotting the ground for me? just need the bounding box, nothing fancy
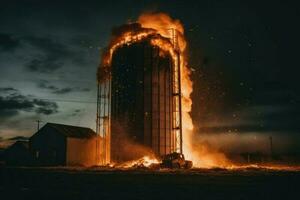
[1,166,300,200]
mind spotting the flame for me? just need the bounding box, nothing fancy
[117,156,160,168]
[138,13,186,51]
[99,12,230,168]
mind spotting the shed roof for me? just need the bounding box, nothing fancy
[10,140,29,149]
[46,123,97,139]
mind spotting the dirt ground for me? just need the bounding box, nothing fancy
[1,166,300,200]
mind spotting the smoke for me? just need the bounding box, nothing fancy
[111,23,151,38]
[111,121,154,162]
[189,136,230,168]
[196,132,300,155]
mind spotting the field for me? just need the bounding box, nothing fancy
[1,166,300,200]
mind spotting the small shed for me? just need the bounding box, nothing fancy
[4,140,32,166]
[30,123,101,166]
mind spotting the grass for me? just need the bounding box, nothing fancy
[1,166,300,200]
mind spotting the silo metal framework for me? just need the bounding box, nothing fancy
[97,30,182,164]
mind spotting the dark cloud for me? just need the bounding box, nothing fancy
[53,87,73,94]
[0,34,72,73]
[0,33,64,72]
[37,80,91,94]
[0,94,35,112]
[35,106,57,115]
[80,88,91,92]
[23,36,69,54]
[0,32,90,73]
[0,87,58,119]
[22,36,71,73]
[0,87,18,93]
[0,33,20,51]
[71,109,82,116]
[37,81,59,91]
[25,56,63,73]
[18,35,91,73]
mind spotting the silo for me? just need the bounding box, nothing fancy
[109,39,180,162]
[97,33,183,163]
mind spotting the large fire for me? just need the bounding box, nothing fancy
[99,12,229,168]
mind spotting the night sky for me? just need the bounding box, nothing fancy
[0,0,299,153]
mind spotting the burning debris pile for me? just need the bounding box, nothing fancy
[115,156,160,169]
[98,12,230,168]
[114,153,193,170]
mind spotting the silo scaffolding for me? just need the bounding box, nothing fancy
[96,78,111,165]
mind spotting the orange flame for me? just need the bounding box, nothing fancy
[99,12,230,168]
[117,156,160,168]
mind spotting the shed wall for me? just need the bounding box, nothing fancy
[66,137,101,166]
[30,126,66,166]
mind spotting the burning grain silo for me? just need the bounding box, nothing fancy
[97,14,193,164]
[111,39,182,161]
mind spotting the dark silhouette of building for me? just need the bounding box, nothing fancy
[0,148,4,164]
[30,123,101,166]
[4,140,32,166]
